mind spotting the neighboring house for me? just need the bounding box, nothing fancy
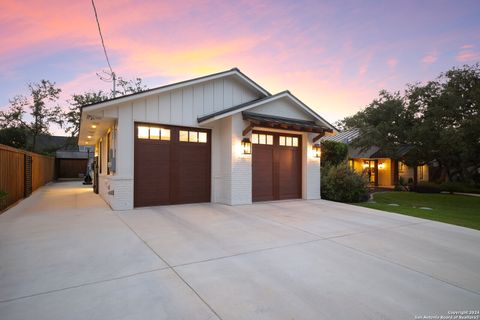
[78,68,336,210]
[322,129,429,187]
[28,135,93,179]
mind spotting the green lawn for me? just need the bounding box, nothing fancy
[356,192,480,230]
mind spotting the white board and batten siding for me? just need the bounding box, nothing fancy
[119,76,261,128]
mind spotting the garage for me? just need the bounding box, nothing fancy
[57,159,88,179]
[134,123,211,207]
[252,131,302,201]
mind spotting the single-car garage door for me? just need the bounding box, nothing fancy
[134,123,211,207]
[252,131,302,201]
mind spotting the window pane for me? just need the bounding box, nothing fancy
[279,136,286,146]
[189,131,198,142]
[149,127,160,140]
[259,134,266,144]
[292,137,298,147]
[286,137,292,146]
[252,134,258,144]
[161,128,170,141]
[138,126,149,139]
[179,130,189,142]
[266,135,273,145]
[198,132,207,143]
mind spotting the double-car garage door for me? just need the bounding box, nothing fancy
[134,123,211,207]
[134,123,301,207]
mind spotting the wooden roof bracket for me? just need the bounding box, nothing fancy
[312,132,326,143]
[242,123,254,136]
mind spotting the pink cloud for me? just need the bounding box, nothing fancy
[421,52,438,64]
[387,58,398,69]
[456,50,480,62]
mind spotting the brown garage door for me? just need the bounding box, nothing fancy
[57,159,88,179]
[252,131,302,201]
[134,123,211,207]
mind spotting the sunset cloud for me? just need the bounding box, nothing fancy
[421,52,438,65]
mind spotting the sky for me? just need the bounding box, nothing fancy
[1,0,479,134]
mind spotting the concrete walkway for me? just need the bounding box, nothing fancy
[0,182,479,320]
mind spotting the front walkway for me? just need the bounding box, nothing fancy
[0,182,479,319]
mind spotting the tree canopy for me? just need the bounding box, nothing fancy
[339,64,480,182]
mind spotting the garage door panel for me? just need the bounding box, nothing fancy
[252,145,275,201]
[278,147,301,199]
[174,143,211,204]
[134,142,171,206]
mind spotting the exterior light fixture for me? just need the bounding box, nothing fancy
[91,125,97,128]
[87,135,92,139]
[241,138,252,155]
[363,161,369,169]
[378,162,385,170]
[312,143,321,158]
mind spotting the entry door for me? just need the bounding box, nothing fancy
[252,131,302,201]
[363,160,378,186]
[134,123,211,207]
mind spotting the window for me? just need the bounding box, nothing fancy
[279,136,299,147]
[251,133,273,145]
[349,159,354,170]
[419,166,424,180]
[399,162,405,173]
[179,130,208,143]
[137,126,171,140]
[107,131,111,175]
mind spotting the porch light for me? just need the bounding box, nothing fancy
[241,138,252,155]
[363,161,369,169]
[312,143,321,158]
[378,162,385,170]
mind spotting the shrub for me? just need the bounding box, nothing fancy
[411,182,442,193]
[440,182,480,194]
[321,162,369,203]
[321,140,348,167]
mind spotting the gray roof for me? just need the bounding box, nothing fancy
[321,129,359,144]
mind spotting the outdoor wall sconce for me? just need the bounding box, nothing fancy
[363,161,370,169]
[378,162,385,170]
[242,138,252,155]
[312,143,321,158]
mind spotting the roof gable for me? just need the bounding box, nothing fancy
[81,68,270,112]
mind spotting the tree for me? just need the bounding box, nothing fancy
[320,140,348,167]
[65,91,109,137]
[339,64,480,183]
[0,80,63,152]
[0,127,28,149]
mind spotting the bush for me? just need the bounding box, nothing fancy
[441,182,480,194]
[411,182,442,193]
[321,162,369,203]
[321,140,348,167]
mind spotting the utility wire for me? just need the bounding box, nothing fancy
[91,0,116,95]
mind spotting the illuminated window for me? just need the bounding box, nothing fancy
[179,130,189,142]
[161,128,170,141]
[179,130,208,143]
[199,132,207,143]
[279,136,299,147]
[252,133,273,145]
[189,131,198,142]
[399,162,405,173]
[138,126,149,139]
[292,137,298,147]
[149,127,160,140]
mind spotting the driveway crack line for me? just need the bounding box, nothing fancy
[327,237,480,296]
[114,213,224,320]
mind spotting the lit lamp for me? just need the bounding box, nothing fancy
[312,143,321,158]
[378,162,385,170]
[363,161,369,169]
[241,138,252,155]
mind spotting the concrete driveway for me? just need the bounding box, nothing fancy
[0,182,479,320]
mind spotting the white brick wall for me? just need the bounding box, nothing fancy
[98,175,134,210]
[230,113,252,205]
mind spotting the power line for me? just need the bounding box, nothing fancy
[91,0,116,95]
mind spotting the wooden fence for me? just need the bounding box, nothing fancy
[0,144,55,212]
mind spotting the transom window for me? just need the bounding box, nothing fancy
[279,136,299,147]
[138,126,170,140]
[251,133,273,145]
[179,130,207,143]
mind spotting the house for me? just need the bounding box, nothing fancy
[78,68,336,210]
[322,129,429,187]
